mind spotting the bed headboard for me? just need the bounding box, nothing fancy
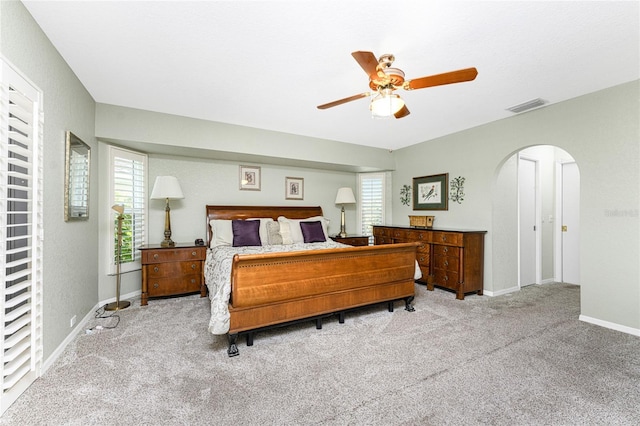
[205,205,324,247]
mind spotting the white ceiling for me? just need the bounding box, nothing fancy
[22,1,640,151]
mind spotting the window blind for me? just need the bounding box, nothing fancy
[358,173,385,244]
[109,147,147,271]
[0,59,44,415]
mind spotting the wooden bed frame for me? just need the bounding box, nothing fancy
[205,205,419,356]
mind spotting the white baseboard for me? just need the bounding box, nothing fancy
[41,302,100,374]
[579,315,640,337]
[483,286,519,297]
[42,289,142,375]
[97,289,141,309]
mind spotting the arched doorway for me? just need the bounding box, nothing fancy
[493,145,579,293]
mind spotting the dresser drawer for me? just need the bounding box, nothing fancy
[405,230,431,242]
[147,274,202,297]
[432,244,460,257]
[416,253,430,267]
[142,247,206,264]
[146,261,202,278]
[375,236,393,245]
[433,269,460,287]
[373,227,390,238]
[432,232,462,246]
[433,254,459,272]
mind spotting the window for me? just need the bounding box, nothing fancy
[357,172,388,244]
[109,146,147,273]
[0,59,44,414]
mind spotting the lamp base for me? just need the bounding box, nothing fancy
[104,300,131,311]
[160,238,175,247]
[338,231,347,238]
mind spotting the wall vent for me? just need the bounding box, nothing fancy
[506,98,546,113]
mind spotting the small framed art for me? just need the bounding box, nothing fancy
[413,173,449,210]
[285,177,304,200]
[239,165,261,191]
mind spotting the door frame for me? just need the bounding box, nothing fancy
[554,160,579,283]
[517,154,542,287]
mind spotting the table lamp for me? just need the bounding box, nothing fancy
[150,176,184,247]
[335,187,356,238]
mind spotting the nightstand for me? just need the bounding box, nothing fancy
[139,243,207,305]
[330,235,370,246]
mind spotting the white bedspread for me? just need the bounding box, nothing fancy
[204,242,422,335]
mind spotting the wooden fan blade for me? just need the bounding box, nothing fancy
[406,67,478,90]
[394,105,410,119]
[351,51,379,78]
[317,92,370,109]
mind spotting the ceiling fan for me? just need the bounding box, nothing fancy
[317,51,478,119]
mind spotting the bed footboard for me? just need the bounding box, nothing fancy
[226,242,419,356]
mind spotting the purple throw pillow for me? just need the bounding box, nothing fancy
[300,221,326,243]
[232,220,262,247]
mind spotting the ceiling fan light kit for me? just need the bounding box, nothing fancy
[371,88,405,118]
[317,51,478,119]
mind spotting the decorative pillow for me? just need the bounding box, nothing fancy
[247,217,275,246]
[210,219,233,247]
[278,221,293,245]
[232,220,261,247]
[277,216,330,244]
[266,220,283,245]
[300,221,326,243]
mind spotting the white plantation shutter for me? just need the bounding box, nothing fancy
[0,59,44,414]
[109,146,147,273]
[358,173,386,244]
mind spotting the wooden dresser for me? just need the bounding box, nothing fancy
[139,243,207,305]
[373,226,486,300]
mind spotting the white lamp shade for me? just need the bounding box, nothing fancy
[335,187,356,204]
[150,176,184,200]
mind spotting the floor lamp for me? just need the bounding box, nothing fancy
[105,204,131,311]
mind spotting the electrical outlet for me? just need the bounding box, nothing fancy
[70,315,76,328]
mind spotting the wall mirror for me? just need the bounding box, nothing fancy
[64,131,91,221]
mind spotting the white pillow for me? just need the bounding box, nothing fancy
[278,220,293,245]
[247,218,275,246]
[277,216,330,244]
[209,219,233,247]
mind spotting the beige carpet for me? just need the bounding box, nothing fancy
[1,283,639,425]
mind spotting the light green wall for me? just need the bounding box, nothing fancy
[1,0,98,360]
[393,81,640,330]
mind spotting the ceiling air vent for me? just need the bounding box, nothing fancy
[506,98,546,114]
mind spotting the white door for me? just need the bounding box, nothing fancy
[519,157,537,286]
[562,162,580,284]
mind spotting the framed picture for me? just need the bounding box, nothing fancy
[285,177,304,200]
[239,165,261,191]
[413,173,449,210]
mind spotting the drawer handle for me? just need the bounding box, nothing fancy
[444,276,449,281]
[419,256,425,262]
[442,236,447,241]
[191,264,196,269]
[191,279,196,284]
[419,244,425,250]
[443,247,448,253]
[153,283,159,289]
[153,254,159,259]
[418,234,423,239]
[154,266,159,273]
[192,251,197,256]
